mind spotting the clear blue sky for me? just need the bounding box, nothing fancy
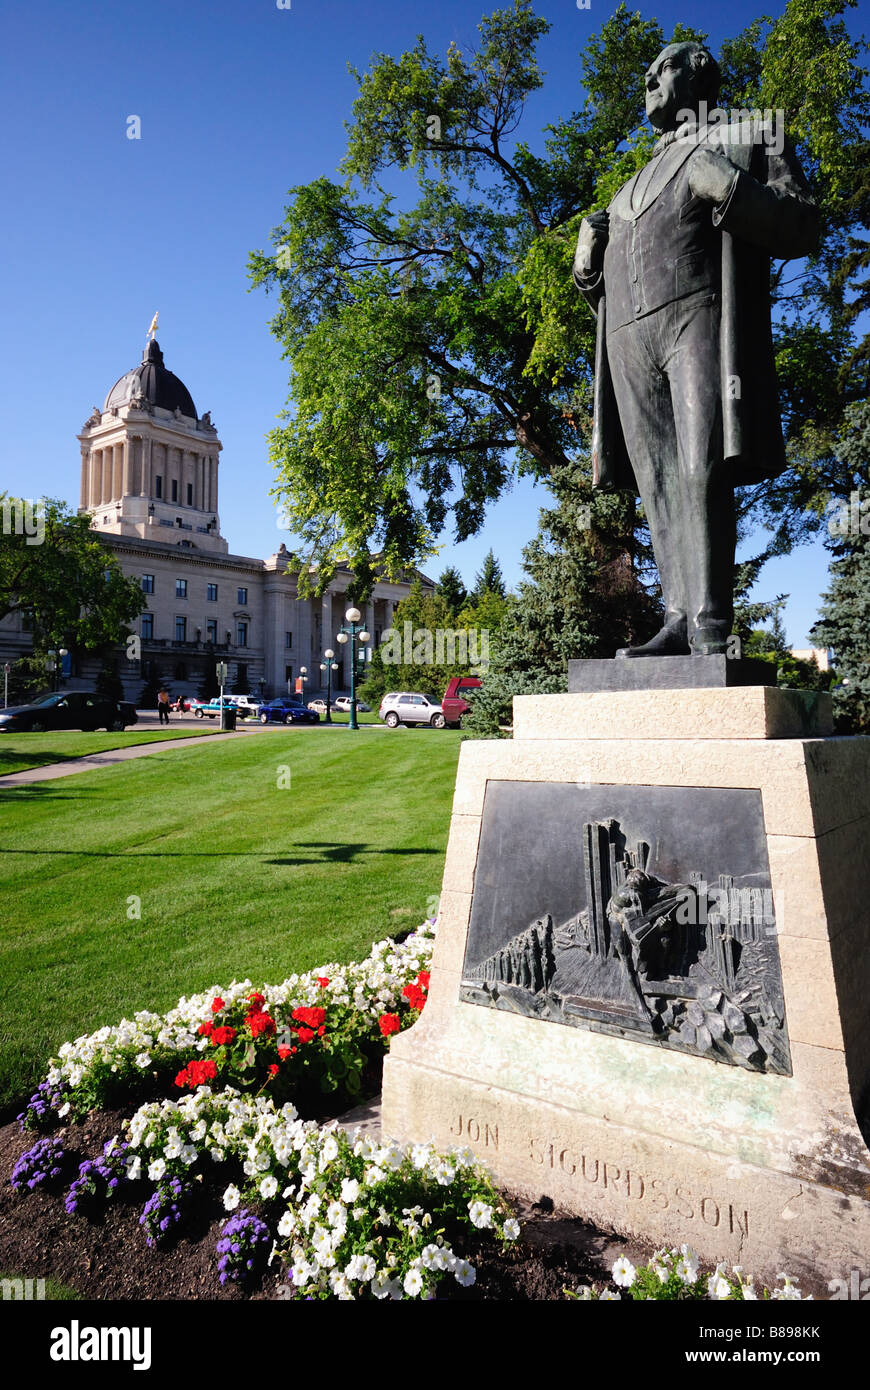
[0,0,852,642]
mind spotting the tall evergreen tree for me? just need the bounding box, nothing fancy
[810,402,870,729]
[435,565,468,615]
[464,465,660,736]
[472,549,506,599]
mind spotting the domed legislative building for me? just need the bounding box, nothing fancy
[3,335,428,703]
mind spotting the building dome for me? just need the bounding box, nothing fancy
[103,339,197,418]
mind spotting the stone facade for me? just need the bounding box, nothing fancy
[0,338,427,702]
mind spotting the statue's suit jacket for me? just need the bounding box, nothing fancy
[574,122,819,492]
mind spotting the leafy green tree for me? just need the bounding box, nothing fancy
[472,549,506,599]
[250,0,869,600]
[0,497,145,656]
[435,565,468,615]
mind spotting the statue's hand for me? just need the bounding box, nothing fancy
[574,211,610,278]
[688,147,737,205]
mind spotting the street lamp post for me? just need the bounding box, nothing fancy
[299,666,308,704]
[335,607,370,730]
[319,648,337,723]
[47,647,69,693]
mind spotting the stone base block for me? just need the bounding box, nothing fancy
[385,1054,870,1294]
[382,692,870,1290]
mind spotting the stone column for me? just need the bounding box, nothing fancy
[80,450,89,509]
[321,594,333,669]
[112,444,122,500]
[122,439,132,497]
[140,437,152,497]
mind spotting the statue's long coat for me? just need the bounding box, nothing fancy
[575,121,819,492]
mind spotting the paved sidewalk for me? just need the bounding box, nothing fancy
[0,730,242,787]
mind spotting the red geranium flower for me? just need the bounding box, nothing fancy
[317,977,330,988]
[378,1012,401,1037]
[211,997,225,1014]
[247,1011,276,1038]
[176,1057,218,1089]
[248,991,266,1009]
[296,1027,315,1044]
[291,1006,326,1030]
[402,983,426,1011]
[174,1068,189,1088]
[417,970,430,990]
[268,1064,279,1076]
[211,1025,237,1046]
[277,1046,292,1061]
[198,1021,214,1037]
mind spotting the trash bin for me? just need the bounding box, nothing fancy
[220,706,237,731]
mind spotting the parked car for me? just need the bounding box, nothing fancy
[229,695,262,717]
[378,692,446,729]
[258,698,320,726]
[307,698,329,715]
[193,698,236,719]
[441,676,482,727]
[332,696,371,713]
[0,691,138,733]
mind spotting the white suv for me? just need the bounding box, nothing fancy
[229,695,262,716]
[379,692,446,729]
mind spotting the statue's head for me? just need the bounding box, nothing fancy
[644,41,721,132]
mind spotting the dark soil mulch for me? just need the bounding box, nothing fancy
[0,1110,645,1301]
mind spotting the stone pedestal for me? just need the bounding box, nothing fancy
[382,684,870,1290]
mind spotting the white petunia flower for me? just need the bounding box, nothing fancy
[599,1289,622,1300]
[147,1158,166,1181]
[222,1184,241,1211]
[340,1178,360,1203]
[468,1200,493,1229]
[260,1175,278,1199]
[612,1256,636,1288]
[453,1259,476,1288]
[403,1267,424,1297]
[503,1218,520,1241]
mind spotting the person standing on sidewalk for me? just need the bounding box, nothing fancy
[157,688,171,725]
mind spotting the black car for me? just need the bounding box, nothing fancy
[0,691,138,733]
[258,698,320,726]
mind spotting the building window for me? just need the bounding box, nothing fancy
[141,574,154,594]
[236,622,248,648]
[171,479,178,502]
[285,631,293,648]
[207,583,218,601]
[285,665,294,683]
[237,587,248,605]
[141,613,154,640]
[155,475,163,499]
[206,619,217,643]
[175,579,188,598]
[186,482,193,506]
[175,616,187,642]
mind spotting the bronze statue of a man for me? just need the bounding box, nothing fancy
[573,42,819,656]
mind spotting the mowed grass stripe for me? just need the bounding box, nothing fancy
[0,731,461,1113]
[0,726,220,776]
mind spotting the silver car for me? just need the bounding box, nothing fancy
[378,692,446,729]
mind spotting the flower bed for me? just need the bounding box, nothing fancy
[6,918,813,1302]
[21,924,436,1126]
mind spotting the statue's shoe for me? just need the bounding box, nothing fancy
[616,620,690,658]
[690,625,729,657]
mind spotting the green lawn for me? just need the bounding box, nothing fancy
[0,730,461,1113]
[0,727,219,777]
